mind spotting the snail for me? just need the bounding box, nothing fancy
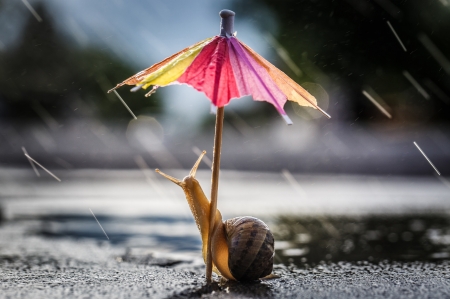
[155,151,274,281]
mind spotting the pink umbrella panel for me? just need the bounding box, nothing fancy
[108,35,330,124]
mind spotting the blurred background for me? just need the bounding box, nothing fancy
[1,0,450,266]
[1,0,449,173]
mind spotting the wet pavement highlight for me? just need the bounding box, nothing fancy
[16,213,450,266]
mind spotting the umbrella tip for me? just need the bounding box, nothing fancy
[219,9,235,18]
[220,10,235,37]
[210,104,218,114]
[130,84,143,92]
[281,114,293,125]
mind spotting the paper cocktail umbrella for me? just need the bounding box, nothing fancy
[109,9,330,282]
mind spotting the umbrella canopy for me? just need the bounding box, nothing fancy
[108,24,330,124]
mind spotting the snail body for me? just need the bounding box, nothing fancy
[156,151,274,281]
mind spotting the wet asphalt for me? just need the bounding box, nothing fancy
[1,220,450,299]
[2,168,450,298]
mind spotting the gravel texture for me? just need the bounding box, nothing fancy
[1,221,450,299]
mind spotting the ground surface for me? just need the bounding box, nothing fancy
[1,168,450,298]
[1,220,450,299]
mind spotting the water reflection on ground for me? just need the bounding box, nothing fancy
[11,213,450,268]
[1,168,450,268]
[29,214,201,251]
[274,215,450,267]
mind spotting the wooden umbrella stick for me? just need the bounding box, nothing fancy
[205,10,235,283]
[206,106,225,282]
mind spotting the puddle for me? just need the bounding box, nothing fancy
[11,213,450,267]
[273,214,450,266]
[21,214,201,252]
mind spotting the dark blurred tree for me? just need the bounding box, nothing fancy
[233,0,450,124]
[0,2,162,125]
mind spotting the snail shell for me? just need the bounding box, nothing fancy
[156,151,275,281]
[225,216,274,281]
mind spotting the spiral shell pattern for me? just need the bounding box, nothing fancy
[224,216,274,281]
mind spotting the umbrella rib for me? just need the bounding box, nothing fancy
[286,81,331,118]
